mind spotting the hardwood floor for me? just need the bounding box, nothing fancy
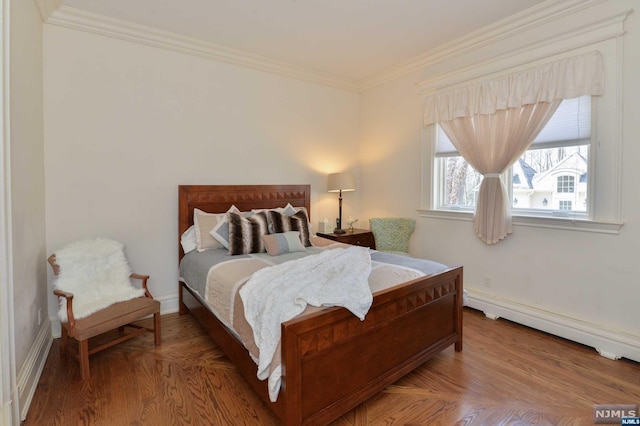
[23,308,639,425]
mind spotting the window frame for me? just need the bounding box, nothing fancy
[433,141,593,220]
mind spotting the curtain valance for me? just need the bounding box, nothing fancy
[424,51,604,126]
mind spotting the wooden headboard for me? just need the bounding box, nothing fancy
[178,184,311,259]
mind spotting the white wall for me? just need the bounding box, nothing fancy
[43,25,361,316]
[360,0,640,359]
[10,0,47,374]
[9,0,50,420]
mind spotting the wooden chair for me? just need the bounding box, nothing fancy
[48,239,161,380]
[369,217,416,256]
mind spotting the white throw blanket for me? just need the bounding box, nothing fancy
[239,245,373,402]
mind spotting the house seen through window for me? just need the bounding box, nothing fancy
[435,95,591,216]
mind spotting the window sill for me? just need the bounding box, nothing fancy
[417,209,624,235]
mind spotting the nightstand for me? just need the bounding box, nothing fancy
[316,228,376,249]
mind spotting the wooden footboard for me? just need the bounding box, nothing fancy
[180,265,463,425]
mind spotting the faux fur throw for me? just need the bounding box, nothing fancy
[53,238,145,322]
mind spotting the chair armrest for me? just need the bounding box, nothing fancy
[53,289,73,299]
[130,273,153,298]
[47,254,60,276]
[53,290,76,331]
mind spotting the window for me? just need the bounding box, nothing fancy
[421,40,624,236]
[557,176,575,193]
[559,201,572,211]
[434,95,591,217]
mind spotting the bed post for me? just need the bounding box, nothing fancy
[179,281,187,315]
[455,269,463,352]
[281,323,303,426]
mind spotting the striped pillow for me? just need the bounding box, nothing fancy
[267,210,311,247]
[227,211,269,255]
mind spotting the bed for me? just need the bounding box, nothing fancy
[177,184,463,425]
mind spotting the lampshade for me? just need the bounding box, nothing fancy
[327,172,356,193]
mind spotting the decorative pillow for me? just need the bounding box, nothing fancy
[253,204,310,233]
[228,211,270,255]
[180,225,197,254]
[252,207,284,215]
[210,209,254,249]
[280,203,298,216]
[267,210,311,247]
[283,203,310,220]
[209,218,230,249]
[193,206,239,252]
[262,231,306,256]
[193,208,224,252]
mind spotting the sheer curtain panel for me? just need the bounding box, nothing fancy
[424,51,604,244]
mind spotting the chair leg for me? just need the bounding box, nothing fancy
[60,327,68,357]
[79,339,90,380]
[153,312,161,346]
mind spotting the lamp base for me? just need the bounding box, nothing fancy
[333,228,347,234]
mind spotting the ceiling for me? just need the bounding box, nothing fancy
[59,0,547,83]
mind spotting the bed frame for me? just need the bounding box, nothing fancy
[178,184,463,426]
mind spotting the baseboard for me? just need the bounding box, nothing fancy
[17,317,53,421]
[50,293,180,338]
[466,289,640,363]
[156,292,179,315]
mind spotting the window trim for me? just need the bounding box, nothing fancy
[417,208,623,234]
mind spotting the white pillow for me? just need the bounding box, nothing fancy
[180,225,197,254]
[280,203,298,216]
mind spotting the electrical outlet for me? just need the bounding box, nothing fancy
[38,308,42,326]
[483,275,491,288]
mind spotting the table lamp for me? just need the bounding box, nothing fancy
[327,172,356,234]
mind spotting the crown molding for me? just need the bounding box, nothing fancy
[360,0,608,91]
[44,6,362,93]
[415,9,631,94]
[41,0,615,93]
[34,0,61,22]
